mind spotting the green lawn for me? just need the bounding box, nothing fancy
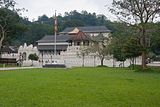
[0,68,160,107]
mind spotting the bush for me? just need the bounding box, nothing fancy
[132,65,160,73]
[28,53,39,61]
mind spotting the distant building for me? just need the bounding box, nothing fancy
[37,34,70,55]
[37,26,111,55]
[1,46,18,59]
[35,26,117,66]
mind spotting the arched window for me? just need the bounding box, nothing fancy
[22,52,27,61]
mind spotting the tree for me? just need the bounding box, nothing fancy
[88,34,111,66]
[113,47,126,66]
[63,19,85,28]
[28,53,39,66]
[109,0,160,69]
[28,53,39,61]
[22,23,53,45]
[111,37,127,67]
[77,46,89,67]
[124,37,142,69]
[150,22,160,55]
[0,0,16,9]
[0,0,26,56]
[0,8,19,49]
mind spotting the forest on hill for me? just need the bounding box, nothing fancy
[11,10,115,46]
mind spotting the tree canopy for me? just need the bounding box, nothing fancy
[28,53,39,61]
[109,0,160,69]
[0,0,27,56]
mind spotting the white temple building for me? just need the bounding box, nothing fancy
[36,26,142,67]
[1,26,142,67]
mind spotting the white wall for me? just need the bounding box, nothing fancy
[38,46,142,68]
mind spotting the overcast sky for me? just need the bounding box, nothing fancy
[15,0,115,21]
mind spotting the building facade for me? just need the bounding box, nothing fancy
[1,26,142,67]
[36,26,113,65]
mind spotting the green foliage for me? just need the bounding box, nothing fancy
[124,37,142,59]
[133,65,160,73]
[111,36,127,62]
[28,53,39,61]
[37,15,50,24]
[110,22,134,62]
[23,23,53,45]
[113,46,126,62]
[87,34,111,66]
[0,0,27,48]
[151,55,160,61]
[110,0,160,69]
[110,22,143,63]
[12,10,115,45]
[0,8,19,45]
[0,0,16,9]
[62,19,85,28]
[0,68,160,106]
[150,22,160,55]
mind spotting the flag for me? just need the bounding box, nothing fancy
[54,12,58,33]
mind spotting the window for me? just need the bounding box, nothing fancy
[77,42,80,46]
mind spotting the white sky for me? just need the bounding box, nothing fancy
[15,0,116,21]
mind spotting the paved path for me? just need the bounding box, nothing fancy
[148,63,160,67]
[0,62,159,71]
[0,67,42,71]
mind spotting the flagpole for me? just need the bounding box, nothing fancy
[54,10,57,55]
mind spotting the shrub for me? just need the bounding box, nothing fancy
[28,53,39,61]
[133,65,160,73]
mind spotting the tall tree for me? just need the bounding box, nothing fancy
[77,46,89,67]
[0,8,19,48]
[0,0,16,9]
[88,34,111,66]
[110,37,127,67]
[110,0,160,69]
[124,37,142,69]
[150,22,160,55]
[0,0,26,56]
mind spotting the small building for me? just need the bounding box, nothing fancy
[18,43,39,61]
[1,46,18,59]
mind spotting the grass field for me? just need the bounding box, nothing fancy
[0,67,160,107]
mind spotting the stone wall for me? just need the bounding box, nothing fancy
[39,46,142,68]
